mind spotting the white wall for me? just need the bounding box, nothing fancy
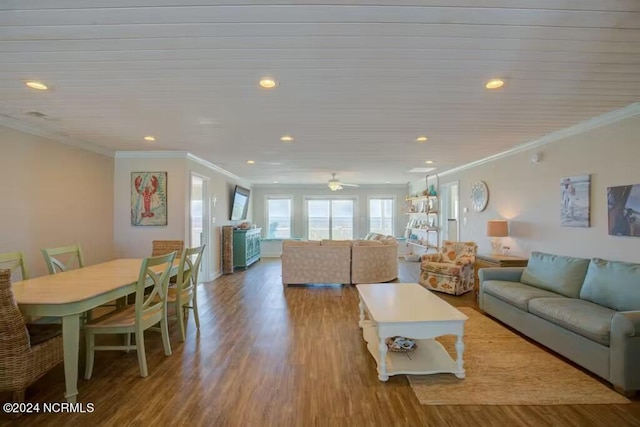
[441,114,640,263]
[0,125,114,278]
[113,153,250,278]
[113,155,187,258]
[251,184,407,240]
[186,157,251,276]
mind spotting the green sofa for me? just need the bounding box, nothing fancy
[479,251,640,394]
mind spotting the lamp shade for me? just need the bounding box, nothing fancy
[487,220,508,237]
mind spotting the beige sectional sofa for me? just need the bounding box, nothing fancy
[281,233,398,286]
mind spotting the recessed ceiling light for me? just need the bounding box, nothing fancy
[246,160,255,164]
[416,136,428,142]
[485,79,505,89]
[25,81,48,90]
[144,136,156,141]
[425,160,434,164]
[385,181,391,184]
[259,78,276,89]
[273,181,279,184]
[280,135,293,142]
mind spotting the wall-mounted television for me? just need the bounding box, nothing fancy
[230,185,250,221]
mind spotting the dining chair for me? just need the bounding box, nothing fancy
[152,240,184,285]
[41,243,85,274]
[0,251,28,281]
[0,269,64,405]
[151,240,184,257]
[42,243,118,318]
[84,251,176,379]
[169,244,205,342]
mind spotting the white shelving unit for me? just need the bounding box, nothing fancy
[404,190,440,254]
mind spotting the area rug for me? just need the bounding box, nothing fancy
[408,307,630,405]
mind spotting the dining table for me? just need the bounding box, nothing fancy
[12,258,179,403]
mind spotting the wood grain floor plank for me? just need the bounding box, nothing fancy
[1,258,639,426]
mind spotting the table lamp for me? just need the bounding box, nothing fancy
[487,220,509,255]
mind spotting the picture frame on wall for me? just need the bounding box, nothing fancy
[560,174,591,227]
[608,184,640,237]
[131,171,168,226]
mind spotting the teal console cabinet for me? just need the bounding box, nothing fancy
[233,228,262,269]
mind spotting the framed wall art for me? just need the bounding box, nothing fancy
[131,171,167,226]
[560,175,590,227]
[608,184,640,237]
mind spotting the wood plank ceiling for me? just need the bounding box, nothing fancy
[1,1,639,184]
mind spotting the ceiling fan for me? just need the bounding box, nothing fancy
[327,173,359,191]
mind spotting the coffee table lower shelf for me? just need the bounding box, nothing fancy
[361,320,463,380]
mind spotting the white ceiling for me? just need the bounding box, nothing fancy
[1,1,639,185]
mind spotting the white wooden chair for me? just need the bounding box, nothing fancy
[83,252,176,379]
[41,243,85,274]
[169,245,205,342]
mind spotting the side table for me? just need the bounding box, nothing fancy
[474,254,528,297]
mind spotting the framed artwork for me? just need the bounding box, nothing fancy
[560,175,590,227]
[131,172,167,226]
[608,184,640,237]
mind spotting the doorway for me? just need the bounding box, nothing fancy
[190,173,210,280]
[440,181,460,242]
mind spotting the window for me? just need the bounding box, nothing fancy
[307,199,354,240]
[266,197,292,238]
[369,197,395,236]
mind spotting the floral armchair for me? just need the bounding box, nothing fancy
[419,241,478,295]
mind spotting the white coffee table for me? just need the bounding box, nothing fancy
[356,283,468,381]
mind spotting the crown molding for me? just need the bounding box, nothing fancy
[185,152,250,186]
[0,114,114,157]
[115,150,248,186]
[439,102,640,178]
[115,150,188,159]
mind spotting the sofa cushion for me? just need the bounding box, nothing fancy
[520,252,590,298]
[482,280,564,311]
[282,240,321,247]
[381,236,398,245]
[422,262,462,276]
[321,240,353,247]
[580,258,640,311]
[529,298,616,346]
[353,239,384,246]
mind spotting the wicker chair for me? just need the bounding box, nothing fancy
[152,240,184,257]
[0,269,64,404]
[152,240,183,285]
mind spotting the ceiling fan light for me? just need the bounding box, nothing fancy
[328,181,343,191]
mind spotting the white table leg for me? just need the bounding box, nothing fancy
[378,337,389,381]
[454,333,465,379]
[358,298,365,328]
[62,314,80,403]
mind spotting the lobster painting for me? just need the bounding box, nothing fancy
[135,175,158,218]
[131,172,167,226]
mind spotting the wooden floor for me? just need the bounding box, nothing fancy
[2,258,639,426]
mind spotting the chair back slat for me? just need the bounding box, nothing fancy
[135,252,176,328]
[0,251,28,280]
[42,244,85,274]
[176,245,205,302]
